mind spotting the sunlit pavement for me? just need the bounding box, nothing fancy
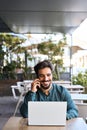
[0,96,21,130]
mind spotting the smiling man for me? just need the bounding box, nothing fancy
[20,60,78,120]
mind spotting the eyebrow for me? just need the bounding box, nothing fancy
[38,73,52,76]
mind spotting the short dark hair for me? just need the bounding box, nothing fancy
[34,60,53,77]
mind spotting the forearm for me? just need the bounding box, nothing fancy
[66,108,78,120]
[27,91,37,101]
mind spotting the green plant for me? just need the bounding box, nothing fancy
[72,71,87,93]
[3,61,17,79]
[37,34,67,80]
[72,71,87,86]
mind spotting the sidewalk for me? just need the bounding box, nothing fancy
[0,96,21,130]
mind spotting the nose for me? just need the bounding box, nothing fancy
[44,75,48,81]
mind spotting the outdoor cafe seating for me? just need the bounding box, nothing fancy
[11,80,87,120]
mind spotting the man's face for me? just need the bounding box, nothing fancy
[38,67,52,90]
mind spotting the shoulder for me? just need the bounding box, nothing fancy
[52,83,71,100]
[52,83,66,91]
[52,83,70,95]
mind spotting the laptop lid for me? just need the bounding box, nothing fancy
[28,101,67,126]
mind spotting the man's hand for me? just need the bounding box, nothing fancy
[31,79,40,92]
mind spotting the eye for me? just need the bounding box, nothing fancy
[38,74,44,78]
[47,73,52,77]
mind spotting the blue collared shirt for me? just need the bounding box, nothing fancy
[20,83,78,119]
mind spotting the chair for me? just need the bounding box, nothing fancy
[13,81,31,116]
[11,81,24,99]
[11,81,31,116]
[11,85,19,99]
[76,103,87,123]
[11,82,25,115]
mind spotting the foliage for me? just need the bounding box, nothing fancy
[0,33,26,64]
[72,71,87,87]
[0,45,4,69]
[37,34,67,80]
[0,33,68,80]
[3,61,17,79]
[0,33,27,79]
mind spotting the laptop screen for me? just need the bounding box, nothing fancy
[28,101,67,126]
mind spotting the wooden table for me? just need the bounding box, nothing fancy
[63,85,84,93]
[53,80,71,85]
[3,117,87,130]
[71,93,87,103]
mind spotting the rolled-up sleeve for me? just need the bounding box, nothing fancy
[63,88,78,120]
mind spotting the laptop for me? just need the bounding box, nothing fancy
[28,101,67,126]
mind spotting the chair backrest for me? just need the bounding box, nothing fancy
[17,81,24,93]
[76,103,87,122]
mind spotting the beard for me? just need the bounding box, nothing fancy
[40,80,52,90]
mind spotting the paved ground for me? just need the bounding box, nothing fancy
[0,96,22,130]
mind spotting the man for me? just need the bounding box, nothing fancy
[20,60,78,120]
